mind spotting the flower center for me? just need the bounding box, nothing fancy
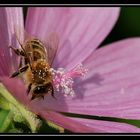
[51,63,88,97]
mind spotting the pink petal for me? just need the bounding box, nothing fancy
[34,38,140,120]
[1,77,29,105]
[70,118,140,133]
[35,110,96,133]
[0,8,24,76]
[0,77,96,132]
[25,7,120,70]
[1,77,140,133]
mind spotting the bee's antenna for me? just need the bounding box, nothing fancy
[13,26,25,52]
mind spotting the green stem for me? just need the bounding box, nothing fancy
[0,111,12,132]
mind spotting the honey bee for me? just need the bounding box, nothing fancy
[9,31,59,100]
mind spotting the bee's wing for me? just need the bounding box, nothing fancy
[45,32,59,66]
[25,40,34,63]
[24,29,35,42]
[21,30,35,68]
[13,26,25,50]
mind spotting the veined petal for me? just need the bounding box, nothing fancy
[25,7,120,70]
[36,38,140,120]
[0,8,24,76]
[35,110,96,133]
[1,77,139,133]
[1,77,29,105]
[0,77,96,133]
[69,118,140,133]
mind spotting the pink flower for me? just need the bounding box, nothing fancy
[0,7,140,133]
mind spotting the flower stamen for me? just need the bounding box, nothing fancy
[51,63,88,97]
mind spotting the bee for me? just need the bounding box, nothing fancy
[9,31,59,100]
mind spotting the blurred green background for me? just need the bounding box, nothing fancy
[1,7,140,133]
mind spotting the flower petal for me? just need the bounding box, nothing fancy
[35,110,96,133]
[25,7,120,70]
[1,76,139,133]
[0,8,24,76]
[70,118,140,133]
[0,77,96,133]
[36,38,140,120]
[1,76,29,105]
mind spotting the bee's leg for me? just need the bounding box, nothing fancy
[18,57,23,68]
[27,83,32,94]
[31,93,36,101]
[48,83,56,99]
[51,87,56,99]
[10,65,29,78]
[9,46,25,56]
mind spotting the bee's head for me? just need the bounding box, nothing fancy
[31,86,47,100]
[31,83,54,100]
[33,85,47,94]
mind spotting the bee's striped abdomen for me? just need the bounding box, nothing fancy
[25,38,46,61]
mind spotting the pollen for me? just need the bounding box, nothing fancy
[51,63,88,97]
